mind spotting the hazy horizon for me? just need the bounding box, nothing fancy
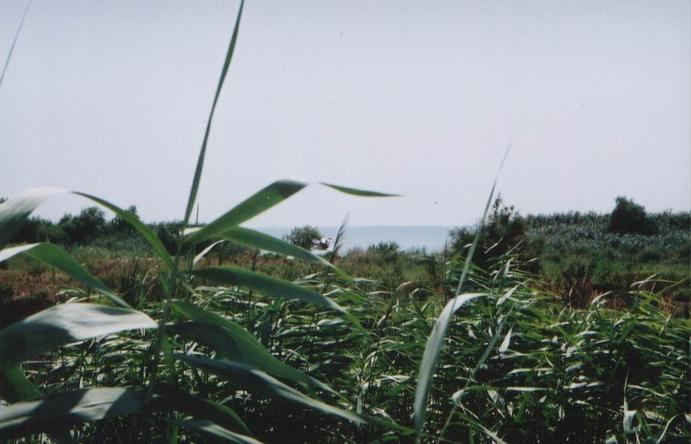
[1,0,689,228]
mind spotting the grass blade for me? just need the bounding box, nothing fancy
[413,294,485,436]
[185,180,306,244]
[155,384,253,436]
[413,142,512,440]
[0,387,143,439]
[171,301,331,391]
[178,419,261,444]
[191,266,344,312]
[320,183,398,197]
[177,355,364,425]
[0,0,32,89]
[0,303,156,371]
[0,242,129,307]
[183,0,245,225]
[185,180,396,245]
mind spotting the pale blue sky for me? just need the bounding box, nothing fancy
[1,0,689,226]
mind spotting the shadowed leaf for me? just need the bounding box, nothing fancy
[0,387,143,439]
[0,303,156,371]
[178,355,364,425]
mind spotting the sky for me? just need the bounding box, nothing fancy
[0,0,689,227]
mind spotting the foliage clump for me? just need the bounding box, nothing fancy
[285,225,323,250]
[607,196,656,235]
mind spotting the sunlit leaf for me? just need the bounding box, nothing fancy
[191,266,344,312]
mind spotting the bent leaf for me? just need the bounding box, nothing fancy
[178,355,364,425]
[155,384,252,436]
[0,303,157,371]
[0,387,143,439]
[185,180,306,244]
[0,188,63,248]
[320,183,398,197]
[191,266,344,312]
[185,180,395,245]
[171,301,331,391]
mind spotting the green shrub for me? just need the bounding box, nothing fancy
[285,225,322,250]
[608,196,656,235]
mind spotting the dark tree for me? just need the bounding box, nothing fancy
[59,207,107,245]
[607,196,656,235]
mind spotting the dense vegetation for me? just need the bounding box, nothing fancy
[1,2,688,443]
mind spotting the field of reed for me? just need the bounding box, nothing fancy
[0,2,688,443]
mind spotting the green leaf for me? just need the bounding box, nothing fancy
[177,355,364,425]
[0,242,129,307]
[0,0,32,88]
[0,303,157,371]
[185,180,306,244]
[171,301,331,391]
[414,143,511,441]
[215,226,334,268]
[320,183,398,197]
[191,266,344,312]
[183,0,245,225]
[179,419,262,444]
[0,188,63,248]
[185,180,396,245]
[0,367,41,403]
[74,192,174,269]
[155,383,252,436]
[413,294,485,436]
[0,387,143,439]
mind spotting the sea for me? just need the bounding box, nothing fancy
[256,226,455,252]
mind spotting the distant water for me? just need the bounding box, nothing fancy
[257,226,454,252]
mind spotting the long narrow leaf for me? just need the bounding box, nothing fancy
[0,0,32,89]
[155,384,252,436]
[171,301,331,391]
[0,387,143,439]
[0,243,128,307]
[185,180,306,244]
[183,0,245,225]
[185,180,396,245]
[178,355,364,425]
[320,183,398,197]
[0,188,62,248]
[0,303,156,371]
[413,294,486,436]
[413,143,511,440]
[191,266,344,312]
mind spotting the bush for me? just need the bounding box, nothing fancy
[608,196,656,235]
[449,196,528,266]
[285,225,322,250]
[59,207,108,245]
